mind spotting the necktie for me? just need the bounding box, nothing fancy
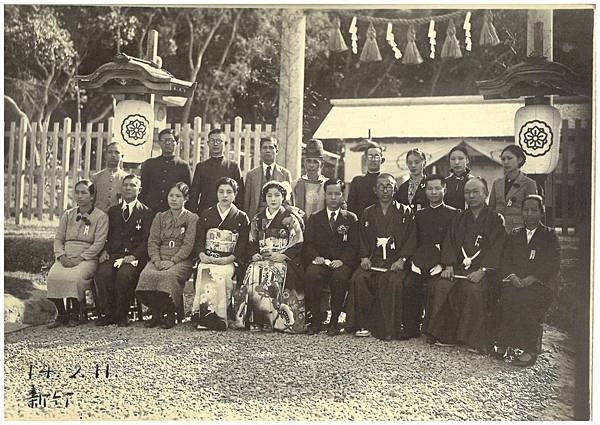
[329,211,336,232]
[123,205,130,221]
[265,165,272,182]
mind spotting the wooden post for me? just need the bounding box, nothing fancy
[84,122,93,179]
[277,9,306,180]
[560,119,569,234]
[15,117,28,225]
[192,116,202,168]
[5,122,16,218]
[527,10,553,59]
[72,121,82,183]
[27,122,37,219]
[233,118,243,166]
[49,123,60,220]
[37,122,48,220]
[250,124,262,174]
[96,122,104,172]
[59,118,72,213]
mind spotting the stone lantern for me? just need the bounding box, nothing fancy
[476,55,586,174]
[76,49,195,163]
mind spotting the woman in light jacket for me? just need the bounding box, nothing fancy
[489,145,537,232]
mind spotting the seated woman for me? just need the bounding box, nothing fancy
[47,180,109,328]
[234,181,305,333]
[494,195,560,367]
[489,145,537,232]
[136,182,198,329]
[191,177,250,331]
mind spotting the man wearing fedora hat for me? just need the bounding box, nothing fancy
[293,139,329,217]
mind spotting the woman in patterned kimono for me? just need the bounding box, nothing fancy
[234,181,306,333]
[47,180,109,328]
[191,177,250,330]
[136,182,198,329]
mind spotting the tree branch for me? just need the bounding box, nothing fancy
[89,102,113,124]
[203,9,242,120]
[366,59,395,97]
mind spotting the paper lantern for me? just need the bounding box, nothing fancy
[514,99,562,174]
[113,100,155,163]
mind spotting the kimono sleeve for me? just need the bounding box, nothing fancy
[358,210,371,259]
[282,214,303,263]
[500,231,518,278]
[480,213,506,270]
[534,230,561,283]
[233,213,251,263]
[441,214,460,267]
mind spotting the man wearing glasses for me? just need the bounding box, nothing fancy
[347,140,384,218]
[345,173,414,340]
[139,128,192,214]
[188,128,244,215]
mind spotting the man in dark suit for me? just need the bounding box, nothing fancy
[304,178,359,336]
[346,141,384,218]
[187,128,244,215]
[139,128,192,214]
[94,174,153,326]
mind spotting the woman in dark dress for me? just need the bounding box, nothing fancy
[394,148,428,211]
[494,195,560,367]
[444,145,474,210]
[191,177,250,330]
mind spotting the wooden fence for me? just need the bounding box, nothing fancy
[4,116,276,224]
[543,119,591,236]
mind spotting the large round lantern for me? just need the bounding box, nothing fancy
[514,96,562,174]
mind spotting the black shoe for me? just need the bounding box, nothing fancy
[307,325,321,335]
[144,315,161,328]
[160,312,176,329]
[511,352,537,367]
[326,323,342,336]
[47,316,67,329]
[117,318,131,327]
[95,317,113,327]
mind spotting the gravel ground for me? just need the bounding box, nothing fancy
[4,320,574,420]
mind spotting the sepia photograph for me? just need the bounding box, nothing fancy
[2,2,595,421]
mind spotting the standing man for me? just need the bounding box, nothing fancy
[90,142,128,213]
[347,141,384,218]
[425,177,505,353]
[188,128,244,215]
[345,173,414,340]
[401,174,458,340]
[139,128,192,214]
[243,135,293,219]
[304,178,358,336]
[94,174,153,326]
[293,139,328,217]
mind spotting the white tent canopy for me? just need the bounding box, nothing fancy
[313,95,525,140]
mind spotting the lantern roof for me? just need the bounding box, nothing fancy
[75,53,196,98]
[476,56,588,100]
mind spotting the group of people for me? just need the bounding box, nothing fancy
[45,128,560,368]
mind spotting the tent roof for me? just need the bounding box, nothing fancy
[313,95,525,139]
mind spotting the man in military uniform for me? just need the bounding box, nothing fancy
[346,141,384,218]
[90,142,128,213]
[139,128,192,214]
